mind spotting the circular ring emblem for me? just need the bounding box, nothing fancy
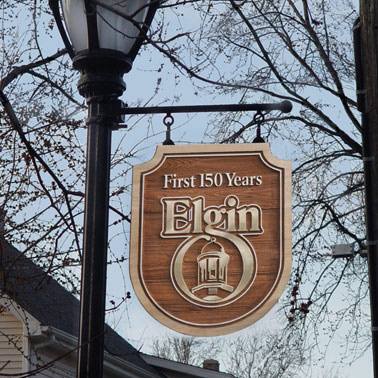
[171,231,257,308]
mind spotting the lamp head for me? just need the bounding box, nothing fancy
[49,0,159,72]
[49,0,159,99]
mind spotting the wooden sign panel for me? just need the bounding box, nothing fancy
[130,143,291,336]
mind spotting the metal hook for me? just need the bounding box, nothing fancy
[163,113,175,145]
[252,111,265,143]
[163,113,174,127]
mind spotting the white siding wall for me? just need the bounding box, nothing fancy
[0,308,23,375]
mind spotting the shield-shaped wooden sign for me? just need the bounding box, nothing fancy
[130,143,291,336]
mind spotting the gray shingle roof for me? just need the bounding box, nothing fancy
[0,240,161,376]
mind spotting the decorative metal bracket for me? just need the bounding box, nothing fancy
[121,100,292,116]
[113,100,292,130]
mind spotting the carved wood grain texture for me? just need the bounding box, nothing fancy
[130,143,291,336]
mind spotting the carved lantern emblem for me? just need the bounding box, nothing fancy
[192,238,233,299]
[130,143,291,336]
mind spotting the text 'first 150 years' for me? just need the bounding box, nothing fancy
[163,172,263,189]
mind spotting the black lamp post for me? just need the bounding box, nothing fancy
[48,1,159,377]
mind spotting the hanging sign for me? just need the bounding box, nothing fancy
[130,143,291,336]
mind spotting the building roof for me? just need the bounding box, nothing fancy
[0,240,235,378]
[141,354,235,378]
[0,240,161,376]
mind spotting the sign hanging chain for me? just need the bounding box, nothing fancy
[163,113,175,145]
[161,110,266,145]
[252,111,265,143]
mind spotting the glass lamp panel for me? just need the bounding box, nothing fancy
[61,0,88,52]
[96,0,150,54]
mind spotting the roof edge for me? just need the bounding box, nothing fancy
[30,326,161,378]
[141,353,234,378]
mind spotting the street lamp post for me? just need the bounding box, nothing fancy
[49,1,159,377]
